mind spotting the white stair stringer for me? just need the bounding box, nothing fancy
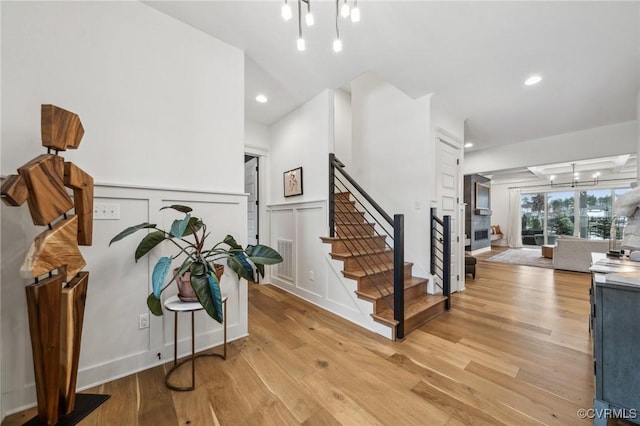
[322,245,394,340]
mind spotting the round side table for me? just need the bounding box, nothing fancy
[163,294,227,391]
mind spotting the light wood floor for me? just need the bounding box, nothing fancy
[3,251,620,425]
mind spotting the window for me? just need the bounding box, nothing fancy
[579,189,612,239]
[521,187,630,245]
[547,191,575,243]
[521,193,545,246]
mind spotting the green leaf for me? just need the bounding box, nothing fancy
[190,261,206,276]
[190,262,223,323]
[135,231,166,262]
[245,244,283,265]
[255,263,265,279]
[147,293,163,316]
[109,223,156,246]
[206,271,224,323]
[152,256,172,298]
[160,204,193,213]
[227,252,255,281]
[176,259,193,276]
[170,213,191,238]
[182,217,203,236]
[223,235,242,249]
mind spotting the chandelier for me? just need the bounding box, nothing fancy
[550,163,599,188]
[281,0,361,52]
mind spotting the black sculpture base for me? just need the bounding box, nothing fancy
[24,394,110,426]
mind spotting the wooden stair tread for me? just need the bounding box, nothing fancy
[342,262,413,279]
[321,235,385,243]
[372,294,448,326]
[335,220,374,226]
[333,205,364,214]
[330,248,392,259]
[355,276,427,301]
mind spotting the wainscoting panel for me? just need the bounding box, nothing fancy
[294,206,325,298]
[79,197,151,366]
[276,239,294,282]
[0,184,248,416]
[268,200,392,340]
[269,209,296,289]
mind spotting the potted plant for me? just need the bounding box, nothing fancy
[109,204,283,323]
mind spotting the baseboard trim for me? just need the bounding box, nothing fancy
[3,327,248,418]
[468,246,491,256]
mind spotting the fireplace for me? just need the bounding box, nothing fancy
[475,229,489,241]
[464,174,492,251]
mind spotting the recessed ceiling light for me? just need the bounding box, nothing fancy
[524,75,542,86]
[255,94,268,104]
[464,142,473,148]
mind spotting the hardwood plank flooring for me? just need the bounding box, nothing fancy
[5,250,631,425]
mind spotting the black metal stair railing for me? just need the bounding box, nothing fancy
[329,154,406,339]
[430,207,452,310]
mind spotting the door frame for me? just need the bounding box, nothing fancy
[244,149,269,281]
[434,128,465,292]
[244,155,260,245]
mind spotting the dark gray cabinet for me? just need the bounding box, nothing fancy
[592,275,640,425]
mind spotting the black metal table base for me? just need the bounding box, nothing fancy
[24,393,110,426]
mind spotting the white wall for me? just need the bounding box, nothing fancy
[2,1,244,191]
[1,1,245,415]
[464,121,637,175]
[269,91,333,204]
[245,120,270,154]
[244,119,271,280]
[489,182,511,244]
[334,89,353,168]
[351,73,434,278]
[431,97,465,143]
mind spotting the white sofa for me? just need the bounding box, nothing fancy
[553,237,609,272]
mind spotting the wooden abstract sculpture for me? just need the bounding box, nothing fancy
[1,105,95,425]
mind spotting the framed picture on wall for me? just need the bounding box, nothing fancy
[284,167,303,197]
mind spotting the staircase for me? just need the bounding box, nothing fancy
[322,191,448,341]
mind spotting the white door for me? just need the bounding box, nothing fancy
[245,157,258,246]
[436,135,463,292]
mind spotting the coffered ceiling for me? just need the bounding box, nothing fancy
[484,155,637,186]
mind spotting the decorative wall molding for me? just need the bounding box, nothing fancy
[267,199,392,339]
[1,183,249,416]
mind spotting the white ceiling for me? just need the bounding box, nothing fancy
[144,1,639,153]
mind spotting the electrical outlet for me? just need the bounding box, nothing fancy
[94,203,120,220]
[138,313,150,329]
[309,270,314,281]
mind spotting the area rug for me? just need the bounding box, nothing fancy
[485,248,553,269]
